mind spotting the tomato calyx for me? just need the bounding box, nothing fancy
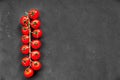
[24,20,26,23]
[22,60,26,63]
[34,62,38,65]
[34,31,38,34]
[22,48,26,51]
[26,69,29,72]
[23,27,26,30]
[33,22,37,25]
[32,12,34,15]
[35,53,38,55]
[34,43,38,46]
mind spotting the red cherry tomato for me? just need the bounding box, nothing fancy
[31,61,42,71]
[31,50,41,60]
[21,57,30,67]
[32,29,42,38]
[21,35,29,44]
[30,20,41,29]
[31,40,41,49]
[20,45,29,54]
[21,27,29,35]
[28,9,40,19]
[20,16,30,26]
[24,68,34,78]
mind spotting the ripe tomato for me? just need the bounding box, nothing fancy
[30,20,41,29]
[21,35,29,44]
[20,16,30,26]
[32,29,42,38]
[31,61,42,71]
[21,27,29,35]
[24,68,34,78]
[21,57,30,67]
[20,45,29,54]
[31,40,41,49]
[28,9,40,19]
[31,50,41,60]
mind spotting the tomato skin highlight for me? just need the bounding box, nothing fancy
[31,40,42,49]
[31,50,41,60]
[20,16,30,26]
[21,27,29,35]
[21,35,29,44]
[31,20,41,29]
[32,29,42,38]
[21,57,30,67]
[31,61,42,71]
[20,45,29,54]
[28,9,40,19]
[24,68,34,78]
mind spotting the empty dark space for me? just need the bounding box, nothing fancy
[0,0,120,80]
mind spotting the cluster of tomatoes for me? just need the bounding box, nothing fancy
[20,9,42,78]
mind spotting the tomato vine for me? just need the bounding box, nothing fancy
[20,8,42,78]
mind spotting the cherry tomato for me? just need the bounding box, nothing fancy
[21,27,29,35]
[20,16,30,26]
[31,50,41,60]
[20,45,29,54]
[21,57,30,67]
[28,9,40,19]
[30,20,41,29]
[31,40,41,49]
[32,29,42,38]
[24,68,34,78]
[31,61,42,71]
[21,35,29,44]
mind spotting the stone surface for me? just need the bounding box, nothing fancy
[0,0,120,80]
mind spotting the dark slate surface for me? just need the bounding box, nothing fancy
[0,0,120,80]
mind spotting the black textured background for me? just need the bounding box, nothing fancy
[0,0,120,80]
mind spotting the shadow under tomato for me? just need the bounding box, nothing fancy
[16,24,24,77]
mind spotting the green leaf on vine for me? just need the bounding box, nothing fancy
[25,11,28,15]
